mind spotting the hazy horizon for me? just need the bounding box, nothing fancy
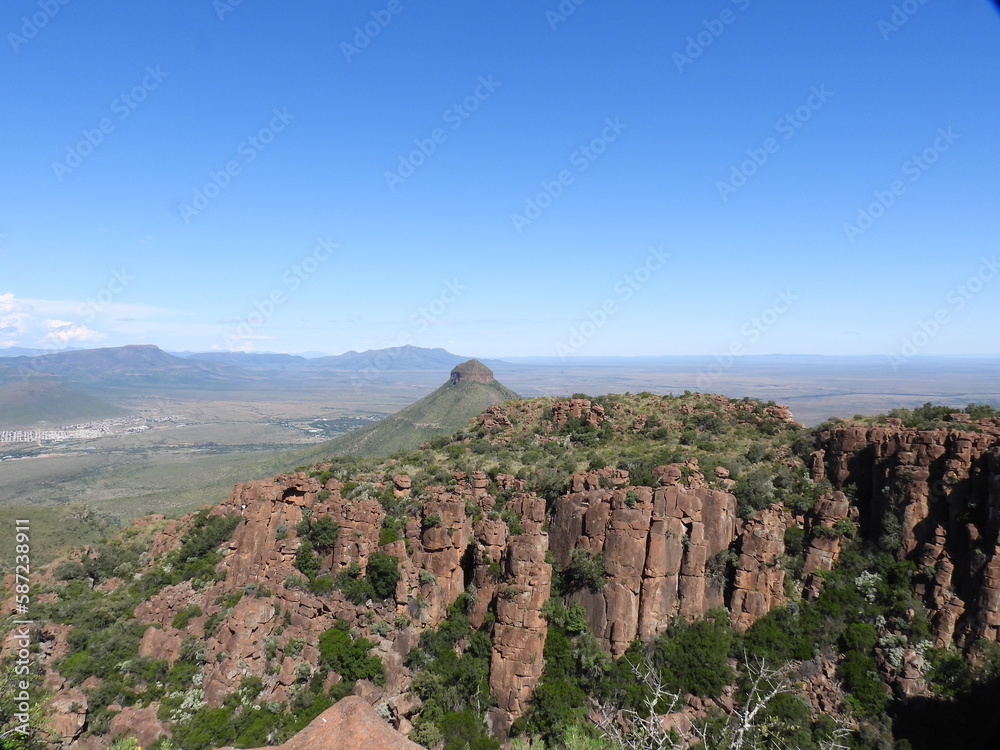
[6,341,1000,363]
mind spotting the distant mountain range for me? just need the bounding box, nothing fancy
[0,345,239,388]
[0,344,500,384]
[181,345,504,373]
[0,344,504,426]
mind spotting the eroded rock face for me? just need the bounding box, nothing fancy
[44,688,88,745]
[818,421,1000,650]
[730,505,789,631]
[28,415,1000,750]
[551,476,748,655]
[42,468,554,746]
[108,705,171,749]
[220,695,423,750]
[551,398,605,429]
[802,492,851,599]
[488,494,551,734]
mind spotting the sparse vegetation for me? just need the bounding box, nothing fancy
[10,390,1000,749]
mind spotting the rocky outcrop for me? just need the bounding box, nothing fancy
[221,696,423,750]
[107,706,170,749]
[38,467,552,746]
[548,466,807,652]
[551,471,742,655]
[43,688,88,745]
[817,420,1000,650]
[450,359,495,385]
[802,491,852,599]
[410,490,473,625]
[730,505,789,631]
[488,494,551,735]
[550,398,605,430]
[25,409,1000,750]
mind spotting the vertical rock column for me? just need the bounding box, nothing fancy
[602,488,653,655]
[730,504,789,631]
[488,494,551,735]
[411,493,472,624]
[802,492,851,600]
[638,488,685,640]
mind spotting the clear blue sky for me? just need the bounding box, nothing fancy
[2,0,998,358]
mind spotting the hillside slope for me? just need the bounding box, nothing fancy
[313,368,519,458]
[6,395,1000,750]
[0,377,127,428]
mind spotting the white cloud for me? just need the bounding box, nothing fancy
[0,292,31,344]
[42,320,105,344]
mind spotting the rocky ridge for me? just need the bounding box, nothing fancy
[7,397,1000,749]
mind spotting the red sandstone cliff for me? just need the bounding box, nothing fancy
[13,403,1000,748]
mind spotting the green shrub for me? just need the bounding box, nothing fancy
[307,575,335,594]
[926,647,973,698]
[177,512,240,563]
[441,708,500,750]
[500,509,525,536]
[652,612,734,698]
[379,524,402,546]
[733,467,775,518]
[838,651,887,716]
[367,552,401,600]
[331,562,370,603]
[783,525,805,557]
[560,549,606,593]
[171,604,203,630]
[741,606,816,663]
[308,516,340,550]
[295,540,321,578]
[318,620,385,684]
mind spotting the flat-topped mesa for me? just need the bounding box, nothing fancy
[450,358,494,385]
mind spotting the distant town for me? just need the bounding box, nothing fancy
[0,414,182,447]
